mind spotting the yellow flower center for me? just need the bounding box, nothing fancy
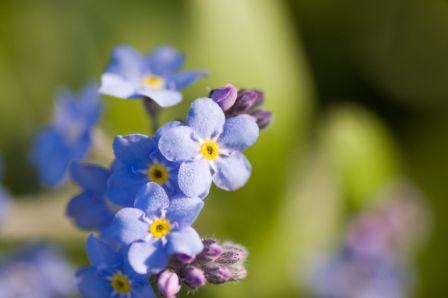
[148,164,169,185]
[142,75,165,89]
[111,273,131,294]
[200,140,219,160]
[149,218,171,238]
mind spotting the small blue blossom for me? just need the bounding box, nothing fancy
[99,45,207,107]
[310,248,411,298]
[107,122,182,207]
[76,234,155,298]
[0,157,10,222]
[31,83,102,187]
[105,182,204,274]
[66,162,118,231]
[0,244,76,298]
[158,98,259,198]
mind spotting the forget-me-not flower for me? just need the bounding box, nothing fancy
[105,182,204,274]
[158,98,259,198]
[99,45,206,107]
[107,122,182,207]
[31,83,102,187]
[66,162,118,231]
[0,244,76,298]
[76,234,155,298]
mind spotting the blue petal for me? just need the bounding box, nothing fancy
[167,197,204,229]
[213,151,252,191]
[86,234,121,271]
[132,285,156,298]
[135,87,182,108]
[70,162,109,194]
[76,267,111,298]
[128,240,169,274]
[168,71,207,90]
[218,116,259,151]
[104,45,143,80]
[107,165,148,207]
[153,121,182,143]
[178,159,212,198]
[105,208,149,245]
[167,227,203,257]
[31,128,71,187]
[113,134,155,168]
[145,46,185,76]
[134,182,169,218]
[78,83,102,127]
[187,98,225,139]
[99,73,140,99]
[66,192,114,230]
[158,126,199,162]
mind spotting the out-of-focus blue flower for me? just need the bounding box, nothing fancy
[0,157,10,222]
[66,162,118,231]
[31,83,102,187]
[105,182,204,274]
[309,248,411,298]
[76,235,155,298]
[158,98,259,198]
[99,45,207,107]
[0,244,76,298]
[107,123,182,207]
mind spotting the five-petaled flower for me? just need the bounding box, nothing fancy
[66,162,118,231]
[105,182,204,274]
[107,122,182,207]
[99,45,206,107]
[158,98,259,198]
[30,83,102,187]
[76,235,156,298]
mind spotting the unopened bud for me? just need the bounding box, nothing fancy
[174,253,195,264]
[229,265,248,281]
[209,84,238,112]
[230,90,259,114]
[216,245,247,265]
[180,266,206,289]
[203,265,233,284]
[157,270,181,298]
[250,110,272,129]
[198,239,224,261]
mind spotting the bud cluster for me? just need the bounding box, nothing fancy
[157,239,248,297]
[210,84,272,129]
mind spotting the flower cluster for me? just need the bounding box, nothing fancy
[0,244,76,298]
[57,45,272,297]
[307,183,429,298]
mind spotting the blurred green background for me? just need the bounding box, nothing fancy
[0,0,447,297]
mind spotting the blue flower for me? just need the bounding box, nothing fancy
[107,122,182,207]
[0,244,76,298]
[0,157,10,222]
[30,83,102,187]
[76,234,155,298]
[105,182,204,274]
[310,248,411,298]
[66,162,118,231]
[158,98,259,197]
[99,45,207,107]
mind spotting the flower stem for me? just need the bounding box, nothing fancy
[142,97,160,133]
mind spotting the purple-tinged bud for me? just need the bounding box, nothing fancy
[157,270,181,298]
[250,109,272,129]
[209,84,238,112]
[197,239,224,261]
[180,266,206,289]
[175,253,195,264]
[216,244,248,265]
[203,265,233,284]
[230,90,259,113]
[229,265,248,281]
